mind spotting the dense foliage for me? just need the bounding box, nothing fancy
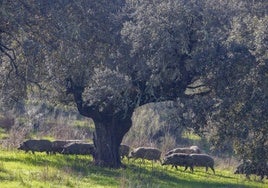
[1,0,267,167]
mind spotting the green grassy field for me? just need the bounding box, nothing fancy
[0,148,267,188]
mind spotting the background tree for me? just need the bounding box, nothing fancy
[208,7,268,163]
[1,0,126,167]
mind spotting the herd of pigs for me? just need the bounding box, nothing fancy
[17,139,268,180]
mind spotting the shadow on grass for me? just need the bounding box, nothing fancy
[0,151,266,188]
[124,163,262,188]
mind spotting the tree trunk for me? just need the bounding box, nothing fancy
[93,116,132,168]
[66,78,135,168]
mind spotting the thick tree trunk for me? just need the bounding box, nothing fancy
[93,116,132,168]
[66,78,134,168]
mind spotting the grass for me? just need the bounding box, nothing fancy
[181,131,201,141]
[0,148,267,188]
[0,128,9,139]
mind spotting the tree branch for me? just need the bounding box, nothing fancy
[66,77,101,120]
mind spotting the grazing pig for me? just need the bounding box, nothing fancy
[129,147,162,163]
[51,140,75,154]
[61,143,95,156]
[119,144,131,159]
[234,160,268,180]
[18,139,52,154]
[189,146,201,153]
[189,154,215,174]
[162,153,194,171]
[165,146,201,156]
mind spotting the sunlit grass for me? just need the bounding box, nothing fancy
[0,148,267,188]
[181,131,201,141]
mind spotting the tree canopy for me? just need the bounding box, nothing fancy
[1,0,267,168]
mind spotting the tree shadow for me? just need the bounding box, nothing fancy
[0,151,266,187]
[125,163,263,188]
